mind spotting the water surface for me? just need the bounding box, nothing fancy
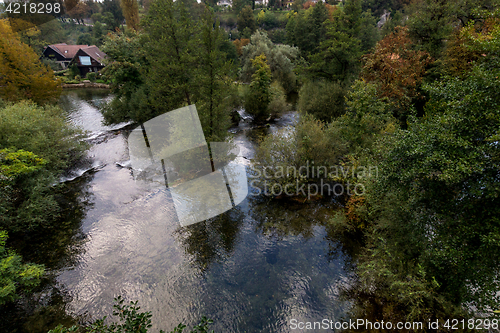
[14,89,355,332]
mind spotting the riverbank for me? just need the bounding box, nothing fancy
[62,82,110,89]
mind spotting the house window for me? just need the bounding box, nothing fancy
[79,56,91,66]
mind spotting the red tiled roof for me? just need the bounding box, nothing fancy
[80,45,107,64]
[49,43,90,59]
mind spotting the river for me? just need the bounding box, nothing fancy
[6,89,356,333]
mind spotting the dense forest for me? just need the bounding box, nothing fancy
[1,0,500,331]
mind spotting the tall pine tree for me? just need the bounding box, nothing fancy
[195,8,237,141]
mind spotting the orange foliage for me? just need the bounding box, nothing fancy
[325,4,337,20]
[445,18,500,77]
[362,26,432,110]
[303,0,315,9]
[345,195,366,228]
[443,30,479,77]
[232,38,250,56]
[0,19,61,104]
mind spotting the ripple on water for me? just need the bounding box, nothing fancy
[53,91,353,333]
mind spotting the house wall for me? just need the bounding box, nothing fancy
[72,49,105,77]
[42,47,71,69]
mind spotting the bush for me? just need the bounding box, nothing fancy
[41,58,62,72]
[226,15,237,28]
[86,72,97,82]
[0,101,85,232]
[298,80,347,122]
[261,11,279,29]
[267,29,287,44]
[77,33,93,46]
[254,112,338,195]
[68,64,80,79]
[267,81,289,118]
[0,230,44,306]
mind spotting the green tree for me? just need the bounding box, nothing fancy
[297,80,347,122]
[267,81,289,118]
[325,79,397,179]
[77,32,93,45]
[344,36,500,319]
[0,101,85,232]
[245,54,272,122]
[362,0,408,17]
[291,0,305,11]
[143,0,197,113]
[0,230,44,306]
[102,0,124,30]
[405,0,499,59]
[285,1,329,58]
[240,30,299,93]
[237,6,256,37]
[406,0,448,56]
[194,8,238,141]
[358,10,380,52]
[101,30,150,124]
[306,0,364,82]
[92,13,104,23]
[232,0,253,13]
[93,21,106,45]
[103,2,238,140]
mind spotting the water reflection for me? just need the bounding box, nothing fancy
[174,208,245,272]
[5,89,358,333]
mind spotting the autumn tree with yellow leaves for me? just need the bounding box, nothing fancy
[0,19,61,104]
[120,0,140,31]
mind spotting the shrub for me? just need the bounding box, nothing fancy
[226,15,237,28]
[267,81,289,118]
[261,11,279,29]
[267,29,286,44]
[298,80,346,122]
[254,112,338,196]
[0,230,44,306]
[86,72,97,82]
[68,64,80,79]
[41,58,62,72]
[0,101,85,232]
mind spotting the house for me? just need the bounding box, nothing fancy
[41,44,107,76]
[68,46,107,77]
[217,0,231,7]
[41,43,90,69]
